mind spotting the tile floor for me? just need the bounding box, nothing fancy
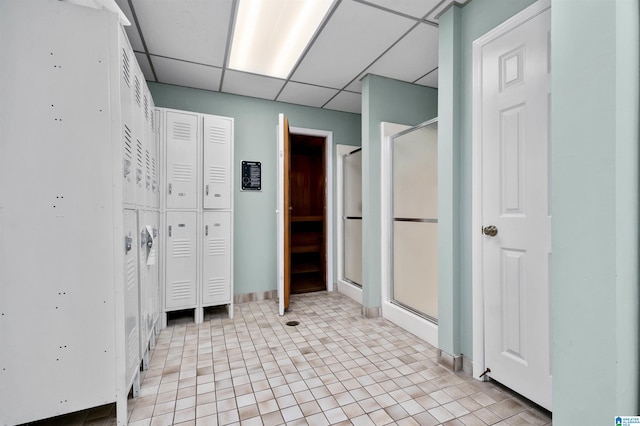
[29,291,552,425]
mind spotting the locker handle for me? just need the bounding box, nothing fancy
[168,225,172,237]
[125,235,132,254]
[206,184,209,196]
[168,183,172,195]
[205,225,208,236]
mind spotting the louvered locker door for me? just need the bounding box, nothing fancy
[165,211,197,309]
[124,210,141,385]
[132,66,145,208]
[120,28,135,207]
[203,115,232,209]
[137,210,153,354]
[150,211,161,325]
[166,111,198,209]
[151,99,160,209]
[202,211,231,305]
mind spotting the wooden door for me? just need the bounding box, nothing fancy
[277,113,291,315]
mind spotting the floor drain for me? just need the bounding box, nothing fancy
[286,321,300,327]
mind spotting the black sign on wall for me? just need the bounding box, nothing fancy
[241,161,261,191]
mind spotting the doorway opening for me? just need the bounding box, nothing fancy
[289,133,326,294]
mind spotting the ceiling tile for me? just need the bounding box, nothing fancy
[134,52,155,82]
[114,0,144,51]
[222,70,285,101]
[363,0,441,19]
[364,23,438,83]
[415,68,438,88]
[291,1,415,89]
[151,56,222,91]
[277,82,338,108]
[323,91,361,114]
[131,0,232,66]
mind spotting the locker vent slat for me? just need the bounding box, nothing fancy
[172,164,192,182]
[126,258,136,292]
[128,325,139,368]
[144,95,149,121]
[150,111,155,131]
[171,239,191,258]
[171,280,192,299]
[208,238,225,256]
[122,48,130,87]
[136,140,143,168]
[124,125,132,160]
[172,122,192,141]
[207,127,227,144]
[145,149,151,188]
[134,76,141,106]
[208,166,226,183]
[207,278,227,296]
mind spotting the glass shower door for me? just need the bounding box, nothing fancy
[391,120,438,322]
[343,148,362,287]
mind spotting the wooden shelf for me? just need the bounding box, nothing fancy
[292,262,322,274]
[291,243,322,254]
[291,215,323,222]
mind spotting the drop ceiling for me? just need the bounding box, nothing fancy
[115,0,467,114]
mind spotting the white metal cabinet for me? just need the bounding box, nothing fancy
[132,64,146,209]
[203,115,232,209]
[124,210,141,384]
[0,2,157,424]
[202,211,232,305]
[121,28,136,208]
[166,111,198,209]
[165,211,197,309]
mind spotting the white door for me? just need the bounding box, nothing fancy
[124,210,141,384]
[476,1,551,410]
[166,111,198,209]
[165,211,197,309]
[202,211,231,305]
[203,115,232,209]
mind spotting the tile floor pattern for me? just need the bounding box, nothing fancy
[29,291,552,425]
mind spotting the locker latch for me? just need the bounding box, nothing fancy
[123,159,131,178]
[125,235,132,254]
[205,225,208,236]
[168,225,172,237]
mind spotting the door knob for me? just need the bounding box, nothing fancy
[483,225,498,237]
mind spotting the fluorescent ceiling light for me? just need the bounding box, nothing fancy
[229,0,333,79]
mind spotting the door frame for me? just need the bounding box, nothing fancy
[290,126,334,293]
[277,120,334,315]
[471,0,551,380]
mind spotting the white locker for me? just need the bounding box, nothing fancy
[149,93,160,209]
[121,28,136,207]
[124,210,141,385]
[0,2,157,424]
[202,211,232,305]
[150,211,161,326]
[137,210,154,358]
[165,212,198,309]
[166,111,198,209]
[203,115,232,209]
[132,64,146,208]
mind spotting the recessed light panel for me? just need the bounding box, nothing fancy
[229,0,333,79]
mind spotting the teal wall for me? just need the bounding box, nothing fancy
[360,75,438,309]
[552,0,639,422]
[439,0,640,421]
[149,83,361,296]
[437,0,536,358]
